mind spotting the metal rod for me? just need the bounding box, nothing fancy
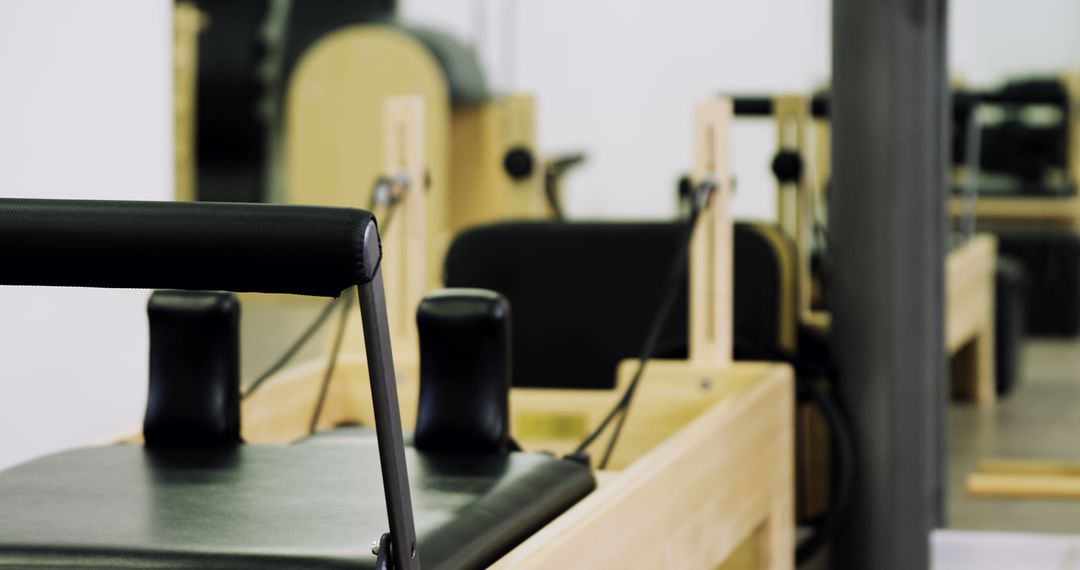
[356,218,420,570]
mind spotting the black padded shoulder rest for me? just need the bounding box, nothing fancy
[415,289,512,453]
[0,199,380,297]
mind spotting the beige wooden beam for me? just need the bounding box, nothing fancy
[772,96,815,324]
[690,98,734,366]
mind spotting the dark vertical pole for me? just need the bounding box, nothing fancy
[831,0,948,568]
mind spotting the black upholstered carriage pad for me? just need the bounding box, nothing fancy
[0,442,594,569]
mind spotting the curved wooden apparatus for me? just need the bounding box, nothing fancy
[286,24,545,286]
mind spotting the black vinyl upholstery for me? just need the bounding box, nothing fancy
[0,199,379,296]
[145,291,242,447]
[415,290,513,453]
[443,221,792,389]
[995,257,1028,395]
[0,444,594,569]
[445,222,688,389]
[996,229,1080,336]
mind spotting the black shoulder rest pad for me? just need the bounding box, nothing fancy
[415,289,512,454]
[0,199,381,297]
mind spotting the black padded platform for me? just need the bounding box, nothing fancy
[0,443,593,569]
[444,221,795,389]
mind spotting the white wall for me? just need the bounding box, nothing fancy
[0,0,171,469]
[951,0,1080,85]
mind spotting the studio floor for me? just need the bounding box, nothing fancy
[949,337,1080,532]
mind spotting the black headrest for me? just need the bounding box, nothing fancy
[0,199,380,296]
[443,221,795,390]
[445,222,687,390]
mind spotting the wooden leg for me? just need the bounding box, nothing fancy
[950,329,995,407]
[945,235,997,407]
[972,325,996,407]
[967,458,1080,500]
[759,379,795,570]
[756,501,792,570]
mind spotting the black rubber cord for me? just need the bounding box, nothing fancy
[242,294,346,399]
[242,176,406,401]
[573,180,717,467]
[308,293,354,434]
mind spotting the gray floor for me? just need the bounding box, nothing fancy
[949,338,1080,533]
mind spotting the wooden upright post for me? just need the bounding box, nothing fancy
[690,99,734,366]
[382,96,427,357]
[772,95,815,323]
[1064,72,1080,189]
[173,2,203,202]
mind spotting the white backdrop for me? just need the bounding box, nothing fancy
[0,0,171,469]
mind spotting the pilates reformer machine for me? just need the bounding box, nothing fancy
[728,93,1003,406]
[187,6,835,558]
[0,99,796,568]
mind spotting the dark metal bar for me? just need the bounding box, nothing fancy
[731,97,774,116]
[731,95,831,118]
[831,0,948,567]
[356,220,420,570]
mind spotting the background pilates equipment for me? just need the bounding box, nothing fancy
[228,15,552,394]
[279,19,543,286]
[236,99,797,568]
[177,4,546,221]
[172,3,548,298]
[955,74,1080,505]
[731,93,1001,407]
[182,0,395,204]
[238,93,429,422]
[947,73,1080,338]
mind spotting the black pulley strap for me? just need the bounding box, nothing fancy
[0,199,380,296]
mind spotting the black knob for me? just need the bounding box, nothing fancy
[677,174,694,198]
[503,146,535,181]
[771,150,804,184]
